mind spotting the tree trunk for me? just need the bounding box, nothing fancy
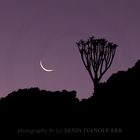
[93,79,99,96]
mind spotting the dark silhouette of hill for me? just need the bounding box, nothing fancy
[0,60,139,137]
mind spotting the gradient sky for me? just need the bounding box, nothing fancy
[0,0,140,100]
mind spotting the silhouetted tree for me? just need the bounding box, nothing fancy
[76,36,118,94]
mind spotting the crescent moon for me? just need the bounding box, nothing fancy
[40,60,53,72]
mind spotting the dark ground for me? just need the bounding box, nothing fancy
[0,60,139,138]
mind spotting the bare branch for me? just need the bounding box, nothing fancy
[76,36,118,93]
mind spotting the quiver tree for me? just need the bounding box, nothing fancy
[76,36,118,94]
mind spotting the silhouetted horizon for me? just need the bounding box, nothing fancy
[1,59,139,101]
[0,59,138,137]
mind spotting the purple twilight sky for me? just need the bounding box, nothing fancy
[0,0,140,100]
